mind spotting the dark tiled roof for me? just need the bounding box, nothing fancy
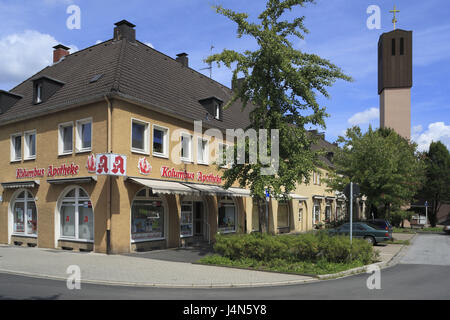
[1,39,252,130]
[310,132,338,169]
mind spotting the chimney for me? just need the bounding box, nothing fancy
[176,53,189,67]
[232,77,245,92]
[114,20,136,42]
[53,44,70,63]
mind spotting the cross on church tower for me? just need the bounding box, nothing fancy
[389,5,400,30]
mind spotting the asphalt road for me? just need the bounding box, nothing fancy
[0,234,448,300]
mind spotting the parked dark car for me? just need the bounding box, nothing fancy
[361,219,393,232]
[443,224,450,235]
[328,222,393,245]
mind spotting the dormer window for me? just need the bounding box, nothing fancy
[215,103,220,120]
[32,76,64,105]
[199,96,223,121]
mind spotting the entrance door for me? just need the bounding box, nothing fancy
[193,202,204,240]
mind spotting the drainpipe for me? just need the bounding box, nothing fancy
[104,95,112,254]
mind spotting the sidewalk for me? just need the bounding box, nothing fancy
[0,233,414,288]
[0,245,314,288]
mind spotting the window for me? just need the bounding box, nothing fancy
[24,131,36,160]
[218,143,229,168]
[152,125,169,157]
[400,38,404,55]
[180,133,192,162]
[277,200,289,229]
[391,38,396,56]
[298,207,303,222]
[252,199,260,232]
[214,103,220,120]
[218,197,236,233]
[131,188,165,241]
[11,133,22,161]
[325,203,331,221]
[180,201,193,238]
[60,187,93,241]
[35,84,42,104]
[313,200,321,225]
[197,138,208,165]
[13,191,37,236]
[58,122,73,155]
[131,119,149,154]
[76,119,92,152]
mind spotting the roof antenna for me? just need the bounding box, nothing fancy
[200,45,215,79]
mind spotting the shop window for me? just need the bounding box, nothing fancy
[131,119,150,154]
[152,125,168,158]
[24,130,36,160]
[277,200,289,229]
[218,197,236,233]
[131,188,165,241]
[180,133,192,162]
[252,199,260,232]
[60,187,93,241]
[10,133,22,162]
[180,201,193,238]
[313,200,321,225]
[12,190,37,236]
[76,118,92,153]
[197,138,209,165]
[58,122,73,155]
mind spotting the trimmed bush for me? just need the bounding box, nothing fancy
[213,232,376,265]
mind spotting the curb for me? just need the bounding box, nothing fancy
[0,268,318,289]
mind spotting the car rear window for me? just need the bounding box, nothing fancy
[367,222,385,230]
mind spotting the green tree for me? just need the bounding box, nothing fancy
[418,141,450,226]
[206,0,350,231]
[326,126,425,219]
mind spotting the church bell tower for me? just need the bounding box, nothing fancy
[378,8,412,139]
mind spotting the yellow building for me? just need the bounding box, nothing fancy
[0,20,342,254]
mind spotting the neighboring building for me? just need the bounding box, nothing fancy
[378,29,412,140]
[0,20,340,254]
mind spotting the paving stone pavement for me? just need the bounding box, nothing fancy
[0,245,313,288]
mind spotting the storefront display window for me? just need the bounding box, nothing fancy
[251,199,260,232]
[313,200,321,225]
[131,188,165,241]
[12,190,37,236]
[325,203,331,221]
[218,197,236,233]
[180,202,193,237]
[59,187,94,241]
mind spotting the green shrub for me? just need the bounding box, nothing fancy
[213,232,375,265]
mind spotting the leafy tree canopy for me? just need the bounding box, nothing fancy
[206,0,351,199]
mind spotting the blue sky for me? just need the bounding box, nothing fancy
[0,0,449,151]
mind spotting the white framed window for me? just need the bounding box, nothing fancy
[214,103,220,120]
[197,137,209,165]
[24,130,36,160]
[313,200,321,225]
[59,187,94,242]
[12,190,37,236]
[76,118,92,153]
[180,133,192,162]
[218,196,236,233]
[58,122,73,155]
[131,118,150,154]
[10,133,22,162]
[180,201,193,238]
[35,84,42,104]
[218,142,229,168]
[325,203,331,221]
[131,188,165,242]
[298,207,303,222]
[152,125,169,158]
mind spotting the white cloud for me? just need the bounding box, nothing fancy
[95,40,103,44]
[412,125,423,135]
[348,107,379,126]
[145,42,154,49]
[0,30,77,85]
[412,122,450,152]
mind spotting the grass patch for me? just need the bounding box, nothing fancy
[387,239,410,245]
[393,227,442,234]
[197,232,379,276]
[393,228,416,234]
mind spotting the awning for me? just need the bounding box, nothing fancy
[126,177,199,195]
[1,180,40,189]
[313,195,325,200]
[227,187,251,197]
[47,176,97,185]
[185,183,231,196]
[289,193,308,200]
